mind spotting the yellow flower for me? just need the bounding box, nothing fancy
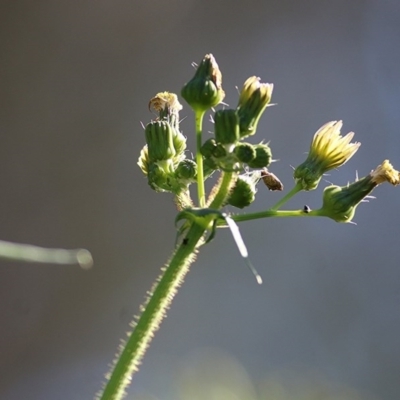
[237,76,273,138]
[294,121,360,190]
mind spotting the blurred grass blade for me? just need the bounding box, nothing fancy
[0,239,93,269]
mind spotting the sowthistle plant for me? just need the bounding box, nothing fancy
[97,54,400,400]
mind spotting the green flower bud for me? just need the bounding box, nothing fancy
[181,54,225,112]
[214,109,240,145]
[147,163,169,192]
[247,144,272,168]
[234,142,256,163]
[294,121,360,191]
[145,120,176,162]
[200,139,226,159]
[237,76,273,138]
[316,160,400,223]
[175,159,197,181]
[203,157,218,177]
[201,138,217,158]
[227,174,259,209]
[137,145,150,175]
[171,127,187,157]
[212,143,227,159]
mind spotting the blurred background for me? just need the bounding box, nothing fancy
[1,1,399,399]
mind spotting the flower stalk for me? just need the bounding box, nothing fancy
[98,223,206,400]
[99,54,399,400]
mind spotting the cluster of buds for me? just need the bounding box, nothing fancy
[138,92,197,194]
[139,54,276,208]
[138,54,399,221]
[206,75,274,171]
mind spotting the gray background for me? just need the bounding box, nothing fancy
[1,1,399,399]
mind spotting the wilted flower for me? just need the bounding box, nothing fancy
[148,91,183,130]
[148,92,183,115]
[294,121,360,190]
[237,76,273,138]
[316,159,399,223]
[370,159,400,185]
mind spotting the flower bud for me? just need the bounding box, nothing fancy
[212,143,227,159]
[237,76,273,138]
[203,157,218,177]
[227,173,259,209]
[147,163,169,192]
[316,160,399,223]
[247,144,272,168]
[294,121,360,191]
[171,126,187,157]
[175,159,197,181]
[234,142,256,163]
[137,145,150,175]
[200,138,226,159]
[214,109,240,145]
[145,120,176,162]
[181,54,225,112]
[201,138,217,158]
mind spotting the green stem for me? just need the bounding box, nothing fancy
[99,163,236,400]
[195,110,206,207]
[99,223,206,400]
[229,208,320,223]
[269,182,303,211]
[208,171,234,209]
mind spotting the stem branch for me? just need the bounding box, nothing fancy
[269,182,302,211]
[195,110,206,207]
[229,208,320,223]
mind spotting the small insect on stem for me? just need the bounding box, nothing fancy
[303,205,311,213]
[261,168,283,191]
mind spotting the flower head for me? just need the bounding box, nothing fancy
[316,160,399,223]
[237,76,273,138]
[294,121,360,190]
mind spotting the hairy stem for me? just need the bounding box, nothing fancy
[99,167,236,400]
[208,171,235,208]
[98,223,206,400]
